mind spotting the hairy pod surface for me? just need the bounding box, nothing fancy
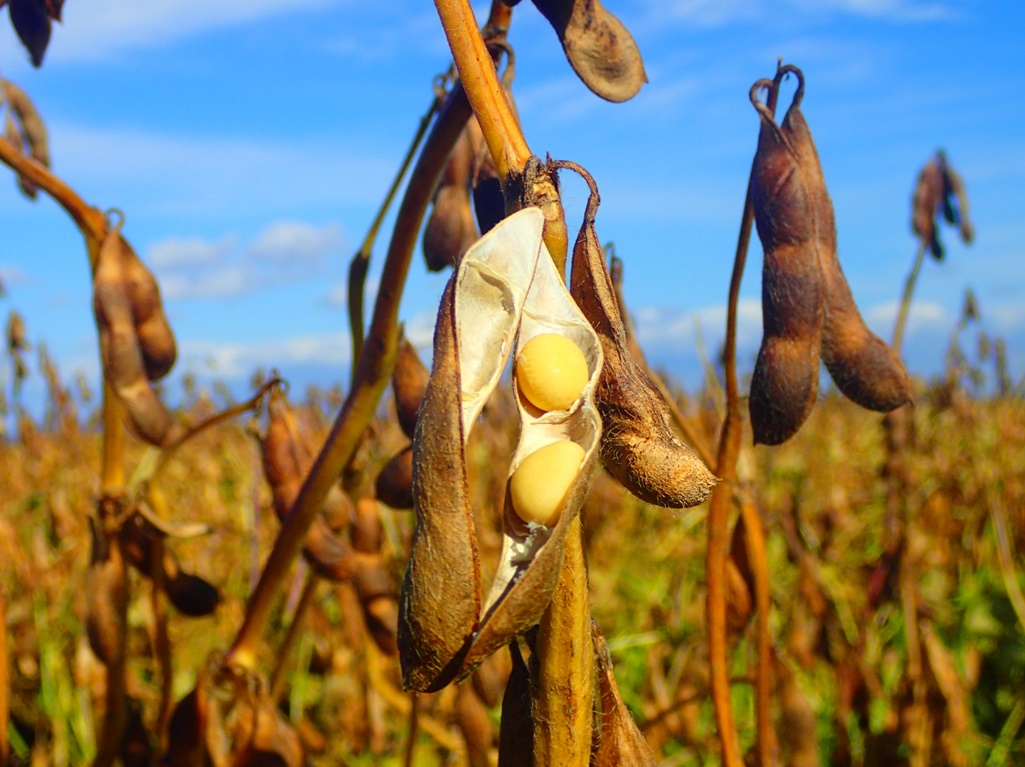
[748,79,826,445]
[567,170,716,506]
[399,208,602,692]
[782,77,911,413]
[529,0,647,103]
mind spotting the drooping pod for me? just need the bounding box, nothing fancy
[92,215,178,446]
[260,386,357,581]
[528,0,647,103]
[399,207,603,692]
[747,77,826,446]
[778,67,911,413]
[86,515,127,667]
[423,127,480,272]
[564,163,717,506]
[392,329,430,439]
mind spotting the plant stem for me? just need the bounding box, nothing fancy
[149,537,173,745]
[706,62,784,767]
[892,240,927,357]
[225,81,472,672]
[532,519,595,766]
[349,94,441,382]
[0,135,106,264]
[269,574,320,702]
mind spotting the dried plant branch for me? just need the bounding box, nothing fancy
[349,93,442,380]
[269,574,320,702]
[892,240,928,356]
[706,61,785,767]
[225,79,473,672]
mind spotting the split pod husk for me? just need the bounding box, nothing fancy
[399,207,602,692]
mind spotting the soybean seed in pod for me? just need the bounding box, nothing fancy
[515,333,589,412]
[509,440,585,527]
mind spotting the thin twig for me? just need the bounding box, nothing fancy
[225,75,473,672]
[269,574,320,702]
[892,240,928,357]
[349,93,442,382]
[706,61,785,767]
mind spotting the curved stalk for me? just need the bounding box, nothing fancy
[892,240,928,357]
[225,82,473,672]
[706,61,785,767]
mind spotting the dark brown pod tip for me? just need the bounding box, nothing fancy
[529,0,647,103]
[375,444,414,510]
[497,641,534,767]
[747,73,825,445]
[392,329,430,439]
[165,569,221,617]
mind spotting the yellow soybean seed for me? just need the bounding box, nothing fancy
[510,440,585,527]
[515,333,589,412]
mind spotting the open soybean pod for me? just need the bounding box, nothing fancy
[399,207,602,692]
[565,165,716,507]
[779,67,910,414]
[92,216,177,447]
[747,76,826,446]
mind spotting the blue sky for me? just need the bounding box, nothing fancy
[0,0,1022,414]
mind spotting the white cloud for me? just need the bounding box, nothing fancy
[633,297,763,351]
[148,235,238,268]
[0,265,29,287]
[865,299,946,334]
[180,332,350,380]
[247,221,343,263]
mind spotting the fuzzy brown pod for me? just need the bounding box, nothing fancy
[748,78,826,445]
[591,622,657,766]
[774,73,910,413]
[565,166,716,507]
[399,207,603,692]
[117,236,177,381]
[466,116,505,235]
[392,329,430,439]
[86,516,127,667]
[1,80,49,198]
[93,218,177,446]
[375,444,414,510]
[941,157,974,245]
[529,0,647,103]
[260,386,357,581]
[423,127,480,272]
[912,157,945,260]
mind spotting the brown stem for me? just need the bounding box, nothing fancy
[149,537,173,745]
[706,62,785,767]
[268,574,320,702]
[100,383,126,493]
[434,0,529,181]
[350,93,441,381]
[892,240,927,357]
[0,136,106,264]
[225,82,472,672]
[92,538,128,767]
[740,493,773,766]
[402,691,420,767]
[532,519,594,767]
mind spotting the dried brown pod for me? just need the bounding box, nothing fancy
[392,328,430,439]
[86,516,127,667]
[6,310,28,352]
[118,236,177,381]
[591,622,657,766]
[351,495,383,554]
[399,208,603,692]
[375,445,414,510]
[467,116,505,235]
[260,385,357,581]
[781,69,910,413]
[2,79,49,197]
[911,153,947,260]
[747,76,826,445]
[93,217,177,446]
[423,183,480,272]
[529,0,647,103]
[564,163,716,507]
[940,153,975,245]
